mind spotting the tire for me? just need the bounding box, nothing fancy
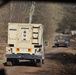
[6,58,14,66]
[36,59,42,67]
[6,61,13,66]
[55,44,57,47]
[42,59,44,64]
[66,44,69,47]
[55,44,59,47]
[57,44,59,47]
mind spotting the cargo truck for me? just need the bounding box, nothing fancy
[6,23,44,67]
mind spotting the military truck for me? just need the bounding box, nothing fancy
[6,23,44,67]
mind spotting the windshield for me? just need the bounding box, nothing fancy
[55,35,69,40]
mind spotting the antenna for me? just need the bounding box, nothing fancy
[29,2,35,24]
[10,2,16,22]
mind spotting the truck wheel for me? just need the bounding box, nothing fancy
[6,58,13,66]
[7,61,13,66]
[57,44,59,47]
[55,44,58,47]
[42,59,44,64]
[66,44,69,47]
[55,44,57,47]
[36,59,42,67]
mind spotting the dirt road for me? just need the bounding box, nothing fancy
[0,32,76,75]
[0,45,76,75]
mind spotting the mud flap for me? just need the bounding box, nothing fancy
[36,59,42,67]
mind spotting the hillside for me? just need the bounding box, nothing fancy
[0,1,75,44]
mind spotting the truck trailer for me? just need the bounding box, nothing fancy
[6,23,44,67]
